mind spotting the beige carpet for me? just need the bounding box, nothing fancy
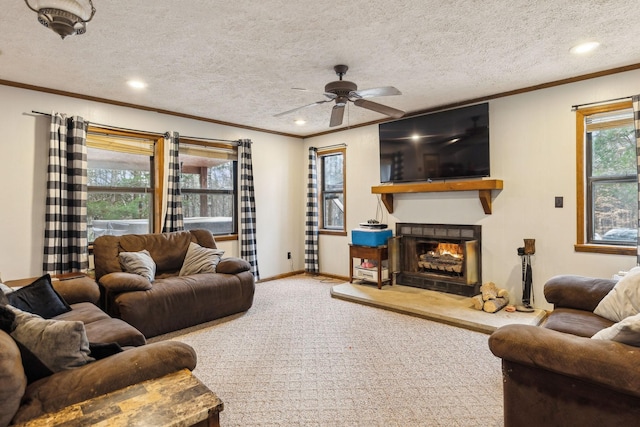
[151,275,504,426]
[331,282,547,334]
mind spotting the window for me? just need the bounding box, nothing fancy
[86,129,238,243]
[179,140,238,236]
[318,148,346,234]
[86,129,159,242]
[576,101,637,255]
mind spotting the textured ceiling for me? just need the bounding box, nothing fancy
[2,1,640,137]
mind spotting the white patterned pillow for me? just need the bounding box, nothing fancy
[119,249,156,282]
[592,312,640,346]
[594,266,640,322]
[179,242,225,276]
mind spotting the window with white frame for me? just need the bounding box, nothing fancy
[576,101,637,254]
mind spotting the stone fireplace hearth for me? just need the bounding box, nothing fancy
[391,223,481,297]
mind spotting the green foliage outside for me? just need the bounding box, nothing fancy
[590,125,637,242]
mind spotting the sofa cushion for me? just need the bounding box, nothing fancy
[100,272,153,292]
[179,242,225,276]
[7,274,71,319]
[592,312,640,346]
[120,231,193,273]
[594,266,640,322]
[119,250,156,282]
[53,302,146,347]
[544,307,614,338]
[9,306,94,373]
[0,331,26,427]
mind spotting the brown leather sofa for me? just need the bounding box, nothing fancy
[93,229,255,338]
[1,276,197,426]
[489,275,640,427]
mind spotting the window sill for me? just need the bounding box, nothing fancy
[319,230,347,237]
[574,243,636,256]
[214,234,238,242]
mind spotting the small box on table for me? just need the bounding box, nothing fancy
[351,228,393,247]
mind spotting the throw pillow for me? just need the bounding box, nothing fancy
[592,312,640,346]
[7,274,71,319]
[0,304,16,333]
[119,249,156,282]
[9,305,94,373]
[89,342,123,360]
[179,242,225,276]
[14,340,54,384]
[594,266,640,322]
[0,282,13,295]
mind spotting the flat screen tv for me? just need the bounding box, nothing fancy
[379,103,490,183]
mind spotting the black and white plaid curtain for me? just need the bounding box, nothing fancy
[43,113,89,274]
[305,147,319,273]
[239,139,260,279]
[162,131,184,232]
[634,95,640,264]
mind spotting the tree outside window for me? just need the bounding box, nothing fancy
[576,102,637,254]
[87,143,154,242]
[179,144,237,236]
[319,149,346,233]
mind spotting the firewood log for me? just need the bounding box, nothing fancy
[497,288,509,301]
[471,294,484,310]
[481,282,498,301]
[483,296,508,313]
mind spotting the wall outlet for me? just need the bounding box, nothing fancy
[287,252,291,259]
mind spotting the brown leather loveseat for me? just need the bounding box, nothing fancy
[93,229,255,338]
[489,275,640,426]
[1,276,196,426]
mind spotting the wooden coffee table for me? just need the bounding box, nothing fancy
[14,369,223,427]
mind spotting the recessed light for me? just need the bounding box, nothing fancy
[127,80,147,89]
[294,119,306,126]
[570,41,600,55]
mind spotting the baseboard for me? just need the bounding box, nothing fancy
[257,271,350,283]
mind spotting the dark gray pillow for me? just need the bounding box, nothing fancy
[7,274,71,319]
[9,306,94,372]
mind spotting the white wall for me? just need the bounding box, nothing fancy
[3,69,640,307]
[305,69,640,310]
[0,85,305,281]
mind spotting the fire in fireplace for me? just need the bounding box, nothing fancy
[390,223,481,297]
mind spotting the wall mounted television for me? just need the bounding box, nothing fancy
[379,103,490,183]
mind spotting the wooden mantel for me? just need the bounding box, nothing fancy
[371,179,504,214]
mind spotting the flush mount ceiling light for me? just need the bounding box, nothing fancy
[24,0,96,39]
[127,80,147,89]
[570,41,600,55]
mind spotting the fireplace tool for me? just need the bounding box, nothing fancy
[516,239,535,313]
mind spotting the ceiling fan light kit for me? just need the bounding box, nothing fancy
[275,64,406,127]
[24,0,96,39]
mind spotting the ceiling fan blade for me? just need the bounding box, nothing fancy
[274,100,330,117]
[292,88,337,100]
[353,99,405,119]
[330,104,345,127]
[351,86,402,98]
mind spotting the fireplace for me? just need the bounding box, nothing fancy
[391,223,481,297]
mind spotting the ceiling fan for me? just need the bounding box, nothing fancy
[274,65,405,127]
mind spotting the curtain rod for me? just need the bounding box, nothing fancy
[317,143,347,151]
[571,96,632,111]
[30,110,239,145]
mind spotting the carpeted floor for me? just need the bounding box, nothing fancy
[150,275,504,426]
